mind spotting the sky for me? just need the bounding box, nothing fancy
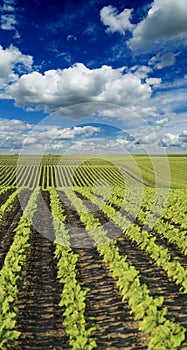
[0,0,187,154]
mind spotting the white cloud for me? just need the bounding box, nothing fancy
[1,116,187,154]
[13,30,21,39]
[1,14,16,30]
[142,133,157,144]
[179,131,187,143]
[5,63,153,115]
[67,34,77,41]
[156,117,169,126]
[57,126,100,139]
[100,5,134,34]
[149,53,177,69]
[0,118,100,153]
[128,0,187,50]
[160,133,180,147]
[0,0,19,35]
[146,78,161,86]
[0,45,33,89]
[0,117,32,152]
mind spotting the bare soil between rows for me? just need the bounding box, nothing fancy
[0,190,31,269]
[9,191,68,350]
[75,191,187,332]
[2,189,187,349]
[58,190,148,349]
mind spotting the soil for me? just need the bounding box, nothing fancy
[1,188,187,349]
[58,190,148,349]
[0,190,31,269]
[0,188,15,206]
[75,191,187,331]
[10,191,68,350]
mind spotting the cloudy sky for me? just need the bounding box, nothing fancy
[0,0,187,154]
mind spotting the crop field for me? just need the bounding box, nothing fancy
[0,154,187,349]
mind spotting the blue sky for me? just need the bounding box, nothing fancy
[0,0,187,154]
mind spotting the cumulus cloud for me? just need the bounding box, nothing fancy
[160,133,180,147]
[137,132,158,144]
[5,63,154,115]
[128,0,187,50]
[0,117,32,152]
[56,126,100,139]
[0,118,100,153]
[1,116,187,154]
[0,45,33,89]
[100,5,134,34]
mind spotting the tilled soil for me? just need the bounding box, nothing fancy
[10,191,68,350]
[2,188,187,349]
[0,190,31,269]
[75,191,187,332]
[58,190,148,349]
[0,188,15,206]
[109,199,187,269]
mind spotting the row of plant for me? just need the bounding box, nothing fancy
[120,189,187,256]
[0,188,21,221]
[0,163,131,189]
[63,188,187,350]
[0,166,16,187]
[163,190,187,229]
[115,188,187,256]
[153,219,187,256]
[49,187,97,350]
[76,186,187,295]
[16,166,42,189]
[0,186,14,196]
[0,187,40,349]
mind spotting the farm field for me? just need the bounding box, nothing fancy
[0,154,187,349]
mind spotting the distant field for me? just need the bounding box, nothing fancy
[125,155,187,189]
[0,154,186,188]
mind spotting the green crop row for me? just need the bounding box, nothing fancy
[0,187,39,349]
[64,188,187,350]
[49,188,97,350]
[78,186,187,295]
[0,189,20,221]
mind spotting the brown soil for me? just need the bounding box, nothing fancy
[9,191,68,350]
[0,190,31,269]
[58,190,148,349]
[75,191,187,332]
[0,188,15,206]
[2,188,187,349]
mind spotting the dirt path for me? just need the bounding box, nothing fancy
[11,191,68,350]
[58,190,148,350]
[75,191,187,331]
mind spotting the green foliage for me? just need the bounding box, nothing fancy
[0,187,40,349]
[0,189,19,221]
[75,186,187,349]
[49,188,97,349]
